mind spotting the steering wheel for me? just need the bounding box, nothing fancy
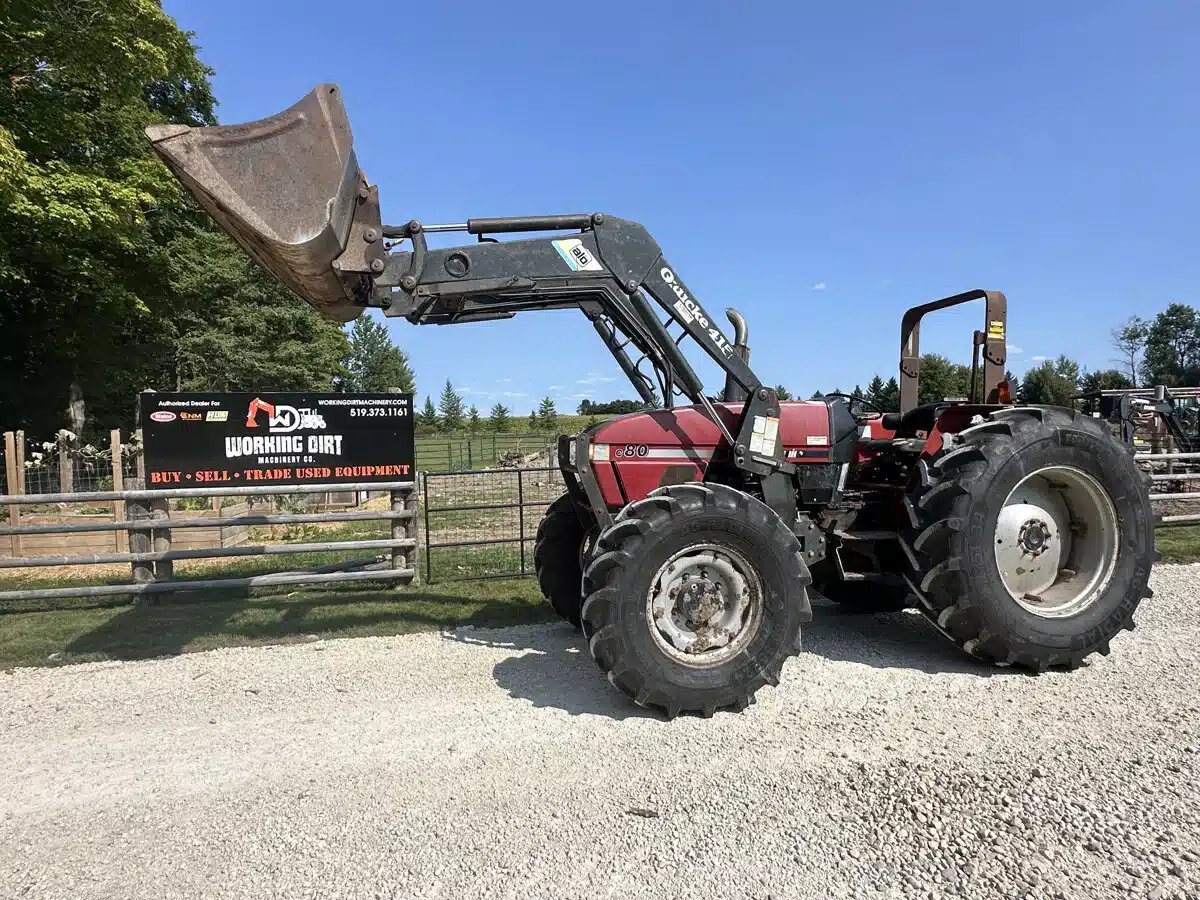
[826,392,883,422]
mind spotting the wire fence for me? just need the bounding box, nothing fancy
[421,467,564,582]
[414,432,556,471]
[2,430,139,497]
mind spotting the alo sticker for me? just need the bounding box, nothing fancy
[552,239,603,272]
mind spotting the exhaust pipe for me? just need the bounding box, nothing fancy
[145,84,381,322]
[722,308,751,403]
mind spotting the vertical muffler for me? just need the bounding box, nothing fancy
[145,84,381,322]
[722,308,751,402]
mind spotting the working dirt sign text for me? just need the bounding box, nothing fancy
[140,392,415,486]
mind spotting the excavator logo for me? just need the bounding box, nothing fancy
[245,397,326,433]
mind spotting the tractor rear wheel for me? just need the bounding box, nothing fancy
[904,407,1154,671]
[534,494,591,628]
[581,483,812,718]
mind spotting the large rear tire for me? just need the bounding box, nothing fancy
[581,483,812,718]
[534,494,589,628]
[904,407,1154,671]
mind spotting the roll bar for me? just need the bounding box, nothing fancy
[899,289,1008,414]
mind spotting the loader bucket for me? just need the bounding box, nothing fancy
[145,84,377,322]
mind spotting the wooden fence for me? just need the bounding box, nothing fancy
[0,481,417,603]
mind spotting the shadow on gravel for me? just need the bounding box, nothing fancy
[447,625,659,721]
[803,598,1002,677]
[35,589,551,667]
[450,600,1002,721]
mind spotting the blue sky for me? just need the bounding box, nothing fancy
[165,1,1197,413]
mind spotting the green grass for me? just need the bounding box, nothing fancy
[0,576,549,670]
[1152,526,1200,564]
[0,517,552,669]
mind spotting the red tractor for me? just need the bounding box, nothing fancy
[148,85,1156,718]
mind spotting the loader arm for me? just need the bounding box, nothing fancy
[144,84,796,514]
[372,214,793,485]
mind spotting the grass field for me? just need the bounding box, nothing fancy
[1149,525,1200,563]
[0,570,549,670]
[413,417,609,471]
[0,525,1193,670]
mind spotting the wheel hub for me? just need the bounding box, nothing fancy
[682,579,724,624]
[994,466,1119,618]
[1017,518,1052,556]
[647,545,763,666]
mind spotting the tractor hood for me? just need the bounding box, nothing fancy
[145,84,380,322]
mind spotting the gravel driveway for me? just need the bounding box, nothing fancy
[2,566,1197,900]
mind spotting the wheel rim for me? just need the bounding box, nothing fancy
[645,543,763,666]
[993,465,1119,618]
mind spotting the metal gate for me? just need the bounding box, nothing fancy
[421,467,562,583]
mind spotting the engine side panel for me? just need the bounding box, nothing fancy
[585,402,835,509]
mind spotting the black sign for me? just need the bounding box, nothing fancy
[139,392,415,487]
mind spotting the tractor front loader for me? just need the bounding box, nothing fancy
[147,85,1156,718]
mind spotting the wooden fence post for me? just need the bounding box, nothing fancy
[390,489,406,578]
[3,432,20,558]
[111,430,127,553]
[390,487,418,585]
[14,430,24,490]
[135,430,145,484]
[151,497,173,583]
[58,434,73,493]
[127,479,154,587]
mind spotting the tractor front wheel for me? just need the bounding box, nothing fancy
[905,406,1155,670]
[581,483,812,718]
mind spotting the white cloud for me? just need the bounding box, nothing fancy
[811,282,827,291]
[1008,345,1024,355]
[500,390,528,398]
[577,373,617,386]
[548,385,563,391]
[1031,355,1051,362]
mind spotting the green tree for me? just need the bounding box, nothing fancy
[577,399,647,415]
[467,404,481,433]
[418,395,439,433]
[917,354,972,405]
[1020,356,1081,406]
[489,403,511,432]
[1111,316,1148,387]
[864,375,900,412]
[166,225,349,394]
[527,411,538,431]
[773,385,793,401]
[345,315,414,393]
[0,0,217,436]
[1004,369,1022,401]
[438,379,464,432]
[1142,304,1200,387]
[1079,369,1133,394]
[537,396,558,432]
[1076,368,1133,414]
